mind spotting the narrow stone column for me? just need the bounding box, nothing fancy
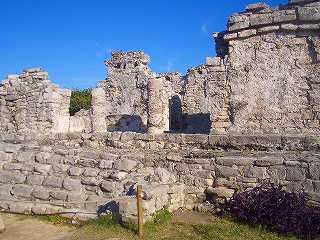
[91,87,107,133]
[147,77,169,134]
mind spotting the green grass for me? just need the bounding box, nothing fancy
[70,210,298,240]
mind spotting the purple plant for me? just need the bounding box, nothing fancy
[226,183,320,239]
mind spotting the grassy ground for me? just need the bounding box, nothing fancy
[68,210,298,240]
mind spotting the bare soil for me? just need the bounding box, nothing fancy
[0,214,75,240]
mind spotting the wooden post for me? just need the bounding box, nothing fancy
[136,185,143,238]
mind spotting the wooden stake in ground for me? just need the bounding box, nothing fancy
[136,185,143,238]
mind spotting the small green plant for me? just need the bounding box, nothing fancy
[36,215,71,225]
[69,89,92,116]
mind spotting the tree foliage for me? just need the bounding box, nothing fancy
[69,89,92,116]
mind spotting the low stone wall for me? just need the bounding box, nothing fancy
[0,133,319,221]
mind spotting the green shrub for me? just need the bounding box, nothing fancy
[69,89,92,116]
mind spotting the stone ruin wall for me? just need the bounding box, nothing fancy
[0,132,319,222]
[0,68,71,136]
[222,0,320,134]
[0,0,319,222]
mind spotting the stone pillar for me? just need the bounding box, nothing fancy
[147,77,169,134]
[91,87,107,133]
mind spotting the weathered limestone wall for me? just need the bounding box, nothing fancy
[219,0,320,134]
[147,77,170,134]
[95,52,152,133]
[0,68,71,136]
[181,58,229,134]
[0,133,319,221]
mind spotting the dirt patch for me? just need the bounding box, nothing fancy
[172,209,216,225]
[0,214,75,240]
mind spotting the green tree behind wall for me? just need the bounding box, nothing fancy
[69,89,92,116]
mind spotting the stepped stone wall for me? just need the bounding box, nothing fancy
[0,133,319,221]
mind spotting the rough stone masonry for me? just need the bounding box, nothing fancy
[0,0,319,223]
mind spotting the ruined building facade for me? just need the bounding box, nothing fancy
[0,0,319,222]
[1,0,319,136]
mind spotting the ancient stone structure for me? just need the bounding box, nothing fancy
[147,77,170,134]
[0,0,319,223]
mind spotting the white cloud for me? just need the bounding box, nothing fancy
[166,60,174,72]
[201,23,208,34]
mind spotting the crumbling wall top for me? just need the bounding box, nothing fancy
[105,51,150,71]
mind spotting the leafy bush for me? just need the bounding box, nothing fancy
[69,89,92,116]
[226,183,320,239]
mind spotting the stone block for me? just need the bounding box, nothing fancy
[69,167,84,176]
[113,159,138,172]
[246,3,270,12]
[268,166,286,183]
[0,184,13,199]
[310,163,320,180]
[35,152,52,164]
[255,156,284,166]
[34,164,52,174]
[100,153,119,161]
[43,175,64,188]
[0,171,26,184]
[153,167,176,183]
[79,150,100,160]
[81,177,102,186]
[175,163,189,174]
[179,175,195,186]
[67,192,86,202]
[99,160,114,169]
[0,143,22,153]
[286,167,306,181]
[0,151,13,162]
[100,180,123,193]
[3,163,23,171]
[257,25,280,33]
[63,178,83,191]
[26,174,45,185]
[313,180,320,192]
[206,186,235,199]
[243,166,268,178]
[11,184,33,198]
[32,187,50,200]
[216,156,254,166]
[281,23,298,30]
[83,168,99,177]
[50,190,68,201]
[17,152,35,162]
[238,29,257,38]
[273,10,297,22]
[215,165,239,178]
[9,202,32,214]
[206,57,222,66]
[298,6,320,21]
[52,164,70,173]
[249,13,273,26]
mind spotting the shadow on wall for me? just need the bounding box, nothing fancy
[107,115,147,133]
[169,95,212,134]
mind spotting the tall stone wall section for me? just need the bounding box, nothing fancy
[96,52,152,133]
[0,68,71,136]
[219,0,320,134]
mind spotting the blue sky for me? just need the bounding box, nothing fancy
[1,0,286,89]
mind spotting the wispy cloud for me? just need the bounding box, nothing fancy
[96,47,113,58]
[201,23,208,34]
[166,59,174,72]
